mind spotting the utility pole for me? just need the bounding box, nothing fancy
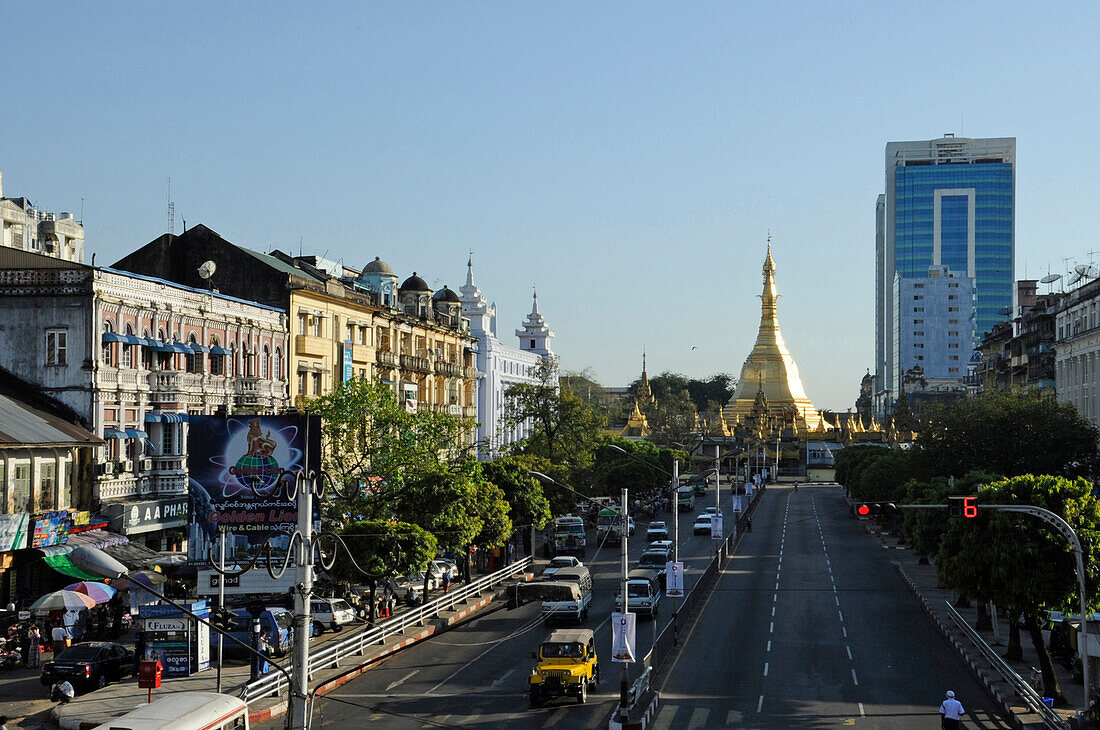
[289,454,315,729]
[672,459,679,564]
[619,485,630,723]
[216,530,226,694]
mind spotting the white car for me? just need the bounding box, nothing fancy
[310,598,356,632]
[647,522,669,541]
[429,559,459,583]
[543,555,583,579]
[704,507,719,516]
[693,515,713,536]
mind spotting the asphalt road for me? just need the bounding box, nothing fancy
[262,488,731,729]
[651,484,1014,729]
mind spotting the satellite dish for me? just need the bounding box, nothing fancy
[1076,264,1100,280]
[1040,273,1062,284]
[1068,271,1084,286]
[198,261,217,280]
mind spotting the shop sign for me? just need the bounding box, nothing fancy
[70,511,91,528]
[31,511,69,548]
[144,618,187,632]
[0,514,30,552]
[105,497,189,535]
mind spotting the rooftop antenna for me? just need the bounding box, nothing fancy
[1074,263,1099,288]
[1040,272,1062,294]
[79,197,84,225]
[166,177,174,235]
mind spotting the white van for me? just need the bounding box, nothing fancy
[614,568,662,619]
[310,598,356,632]
[541,566,593,622]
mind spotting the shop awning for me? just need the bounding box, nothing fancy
[103,428,126,439]
[122,334,144,345]
[66,529,129,550]
[101,332,126,344]
[153,343,191,355]
[124,428,148,440]
[144,411,188,423]
[189,343,210,353]
[140,338,163,347]
[39,546,103,581]
[210,346,231,356]
[102,541,162,570]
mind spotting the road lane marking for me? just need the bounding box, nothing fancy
[842,627,847,638]
[766,640,771,651]
[851,669,859,685]
[837,610,844,622]
[763,662,769,676]
[385,669,420,692]
[490,668,515,688]
[771,606,775,617]
[834,596,840,606]
[757,695,764,712]
[859,701,865,717]
[846,645,852,660]
[769,621,774,633]
[773,593,777,602]
[686,707,710,729]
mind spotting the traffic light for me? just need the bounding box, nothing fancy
[211,606,235,633]
[854,502,897,517]
[948,496,978,518]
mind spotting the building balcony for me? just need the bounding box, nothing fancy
[295,334,329,359]
[401,354,433,374]
[434,361,463,377]
[463,406,478,418]
[95,475,141,502]
[376,350,398,368]
[235,377,261,405]
[463,366,478,379]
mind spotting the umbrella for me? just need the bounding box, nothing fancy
[63,581,117,604]
[112,569,167,592]
[28,590,96,612]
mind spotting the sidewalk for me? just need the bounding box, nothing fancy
[861,514,1081,728]
[48,564,540,730]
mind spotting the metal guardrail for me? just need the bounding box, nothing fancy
[627,666,652,706]
[943,600,1069,730]
[241,556,533,703]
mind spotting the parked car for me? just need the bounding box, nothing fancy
[311,598,357,633]
[431,559,459,581]
[646,522,669,541]
[543,556,583,579]
[693,515,713,536]
[40,641,134,693]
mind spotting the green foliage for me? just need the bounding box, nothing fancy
[327,519,437,584]
[834,444,889,488]
[851,448,916,503]
[901,471,997,562]
[306,377,474,524]
[481,455,553,530]
[914,388,1100,480]
[393,461,512,551]
[584,438,684,499]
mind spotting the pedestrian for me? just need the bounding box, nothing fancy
[50,622,71,656]
[939,690,965,729]
[507,542,515,564]
[27,624,42,668]
[49,678,74,703]
[0,714,9,730]
[134,631,145,674]
[442,569,450,594]
[745,517,752,532]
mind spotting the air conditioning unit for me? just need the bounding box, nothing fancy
[97,461,115,476]
[121,460,134,472]
[140,458,153,471]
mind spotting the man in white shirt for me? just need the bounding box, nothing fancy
[939,689,965,729]
[50,624,71,655]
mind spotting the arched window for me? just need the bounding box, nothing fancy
[121,324,134,369]
[141,329,153,370]
[273,347,282,380]
[261,345,270,379]
[210,335,224,376]
[187,334,203,374]
[101,321,115,367]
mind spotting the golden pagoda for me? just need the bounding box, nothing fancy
[636,351,656,408]
[620,400,651,439]
[723,239,822,431]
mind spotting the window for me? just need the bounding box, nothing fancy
[40,462,56,511]
[914,283,924,288]
[297,372,307,397]
[915,355,924,361]
[530,339,536,348]
[950,355,959,360]
[948,295,957,300]
[913,331,924,337]
[11,464,31,513]
[141,330,154,370]
[913,319,924,324]
[311,316,322,338]
[121,325,134,369]
[227,344,235,377]
[948,331,959,336]
[311,372,322,395]
[949,283,959,288]
[297,313,308,335]
[46,329,68,366]
[948,307,959,312]
[949,319,959,324]
[261,346,270,379]
[346,323,354,342]
[914,307,925,312]
[358,326,367,345]
[948,343,959,349]
[913,343,924,349]
[948,367,959,373]
[913,295,923,300]
[187,336,204,374]
[162,424,174,455]
[273,348,282,380]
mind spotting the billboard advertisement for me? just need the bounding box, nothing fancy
[187,415,321,566]
[31,511,69,548]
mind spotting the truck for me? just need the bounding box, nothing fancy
[553,515,587,557]
[540,566,593,622]
[596,508,625,545]
[529,628,600,706]
[614,568,662,619]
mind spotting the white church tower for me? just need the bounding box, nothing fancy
[460,257,555,458]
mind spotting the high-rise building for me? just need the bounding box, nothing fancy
[875,135,1015,415]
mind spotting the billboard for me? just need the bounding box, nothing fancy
[187,415,321,566]
[31,511,69,548]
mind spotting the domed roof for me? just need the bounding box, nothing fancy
[362,256,394,276]
[400,272,431,292]
[433,286,461,303]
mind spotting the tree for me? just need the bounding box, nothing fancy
[306,377,474,524]
[913,388,1100,480]
[327,519,437,585]
[585,438,683,500]
[504,358,605,472]
[481,455,553,531]
[834,444,892,496]
[901,471,997,566]
[393,462,509,552]
[935,474,1100,703]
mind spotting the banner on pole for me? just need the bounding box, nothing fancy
[665,561,684,597]
[610,611,636,663]
[711,514,724,540]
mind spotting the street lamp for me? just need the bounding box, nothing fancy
[530,470,631,723]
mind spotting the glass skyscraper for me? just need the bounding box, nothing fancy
[875,135,1015,415]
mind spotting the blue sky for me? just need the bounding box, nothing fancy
[5,2,1098,410]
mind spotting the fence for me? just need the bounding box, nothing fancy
[240,556,533,704]
[943,601,1069,730]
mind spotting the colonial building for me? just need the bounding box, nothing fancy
[112,225,479,419]
[459,258,554,455]
[0,172,85,263]
[1055,274,1100,428]
[0,247,288,551]
[975,279,1060,396]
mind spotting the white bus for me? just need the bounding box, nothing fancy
[91,692,248,730]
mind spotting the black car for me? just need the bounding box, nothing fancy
[41,641,134,692]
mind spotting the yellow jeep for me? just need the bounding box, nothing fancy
[529,628,600,706]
